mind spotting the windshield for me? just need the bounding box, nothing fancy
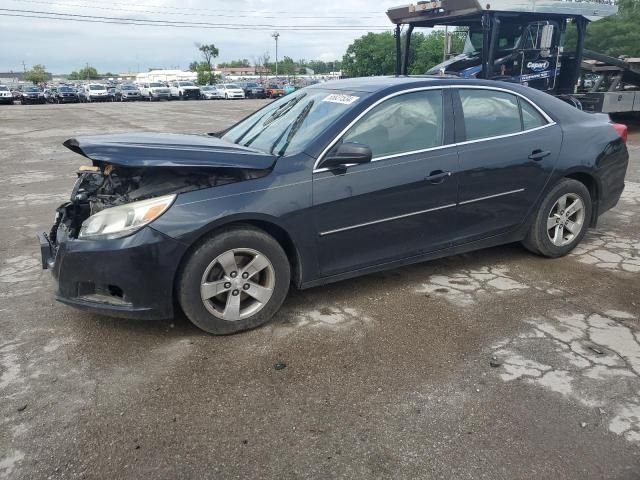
[121,84,136,90]
[225,84,239,89]
[150,82,164,87]
[179,81,195,86]
[25,86,40,92]
[201,86,213,90]
[222,89,362,157]
[463,24,524,55]
[89,85,104,91]
[59,87,73,92]
[0,86,8,91]
[246,83,258,87]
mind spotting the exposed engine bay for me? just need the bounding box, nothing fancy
[50,164,268,243]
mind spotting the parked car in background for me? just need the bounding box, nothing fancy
[20,85,46,104]
[115,83,141,102]
[265,84,285,98]
[217,83,246,99]
[139,82,171,101]
[200,85,223,100]
[283,84,296,95]
[81,84,109,102]
[43,87,58,103]
[38,77,629,334]
[0,85,13,104]
[238,82,266,99]
[107,87,117,102]
[169,81,201,100]
[54,86,80,104]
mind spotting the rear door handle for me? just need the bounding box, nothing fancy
[528,149,551,161]
[425,170,452,184]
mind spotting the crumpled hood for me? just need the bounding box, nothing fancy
[63,132,276,170]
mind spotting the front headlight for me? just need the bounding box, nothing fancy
[79,194,176,240]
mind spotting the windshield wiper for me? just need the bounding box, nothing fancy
[241,93,307,148]
[271,100,314,156]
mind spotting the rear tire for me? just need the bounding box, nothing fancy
[522,178,592,258]
[178,225,291,335]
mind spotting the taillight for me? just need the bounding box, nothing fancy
[611,123,628,144]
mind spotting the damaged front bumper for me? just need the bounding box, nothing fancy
[38,226,187,320]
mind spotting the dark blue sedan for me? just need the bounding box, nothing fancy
[38,77,629,334]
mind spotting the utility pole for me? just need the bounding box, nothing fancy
[443,26,448,62]
[272,32,280,78]
[22,60,27,72]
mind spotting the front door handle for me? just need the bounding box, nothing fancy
[528,149,551,161]
[425,170,452,184]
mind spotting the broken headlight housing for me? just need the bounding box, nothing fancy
[78,194,176,240]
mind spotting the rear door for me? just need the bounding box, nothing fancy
[312,88,461,277]
[452,87,562,243]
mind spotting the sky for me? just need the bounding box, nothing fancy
[0,0,394,74]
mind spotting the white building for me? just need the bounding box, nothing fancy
[136,69,197,83]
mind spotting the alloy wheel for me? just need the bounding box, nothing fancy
[200,248,275,321]
[546,193,585,247]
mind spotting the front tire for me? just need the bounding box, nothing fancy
[178,226,291,335]
[522,178,592,258]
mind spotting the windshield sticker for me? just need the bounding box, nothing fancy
[322,94,359,105]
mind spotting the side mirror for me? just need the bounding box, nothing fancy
[321,142,372,169]
[540,24,554,52]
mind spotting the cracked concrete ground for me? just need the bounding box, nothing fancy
[0,102,639,479]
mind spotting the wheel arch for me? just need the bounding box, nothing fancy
[173,215,304,292]
[563,169,600,227]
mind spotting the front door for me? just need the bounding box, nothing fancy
[312,89,460,277]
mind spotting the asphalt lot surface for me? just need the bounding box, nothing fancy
[1,100,639,479]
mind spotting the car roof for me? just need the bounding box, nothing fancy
[307,75,566,93]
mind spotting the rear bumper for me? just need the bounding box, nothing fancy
[595,140,629,218]
[39,227,188,320]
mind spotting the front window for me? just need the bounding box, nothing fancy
[0,86,8,91]
[150,82,164,88]
[121,85,136,90]
[59,87,73,93]
[89,85,104,91]
[225,84,239,89]
[179,81,195,87]
[341,90,444,158]
[223,89,363,156]
[26,87,40,92]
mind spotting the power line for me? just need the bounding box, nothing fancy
[0,10,390,31]
[6,0,385,20]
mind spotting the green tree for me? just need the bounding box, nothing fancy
[217,59,251,68]
[579,0,640,57]
[24,64,49,84]
[342,32,397,77]
[189,61,199,72]
[196,43,219,85]
[341,30,464,77]
[69,66,99,80]
[192,62,218,85]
